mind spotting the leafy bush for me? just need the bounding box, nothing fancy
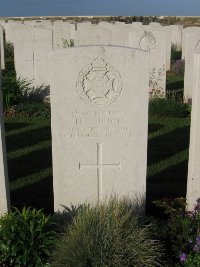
[5,42,14,59]
[154,198,200,266]
[2,76,33,114]
[51,196,164,267]
[0,207,56,267]
[149,97,190,117]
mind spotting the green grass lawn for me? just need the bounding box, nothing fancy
[5,118,53,213]
[4,114,190,216]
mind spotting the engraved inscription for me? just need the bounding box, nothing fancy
[55,110,136,139]
[139,31,157,52]
[77,57,122,107]
[79,143,121,201]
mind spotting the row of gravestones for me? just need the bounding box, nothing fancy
[2,20,200,102]
[0,20,184,100]
[0,33,200,214]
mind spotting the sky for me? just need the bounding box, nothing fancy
[1,0,200,17]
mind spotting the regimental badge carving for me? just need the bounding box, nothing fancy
[139,31,157,52]
[76,57,122,107]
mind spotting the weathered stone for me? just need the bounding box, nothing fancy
[14,27,53,92]
[186,51,200,210]
[0,59,10,214]
[129,28,166,97]
[184,29,200,101]
[50,46,149,211]
[0,25,5,70]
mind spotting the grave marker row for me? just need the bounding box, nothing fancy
[0,45,10,214]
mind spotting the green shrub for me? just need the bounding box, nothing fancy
[0,207,56,267]
[154,198,200,266]
[149,97,190,117]
[5,42,14,59]
[51,196,164,267]
[2,76,32,114]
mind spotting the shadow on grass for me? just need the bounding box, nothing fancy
[148,123,165,134]
[166,80,184,91]
[4,122,30,132]
[8,146,52,181]
[146,160,188,218]
[5,125,51,153]
[148,125,190,165]
[10,175,54,214]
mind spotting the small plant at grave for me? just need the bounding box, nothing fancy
[54,204,86,233]
[171,44,182,61]
[154,198,200,266]
[149,65,166,98]
[166,89,184,102]
[61,38,74,48]
[171,59,185,76]
[50,196,165,267]
[149,97,190,118]
[5,42,14,59]
[2,76,33,115]
[0,207,57,267]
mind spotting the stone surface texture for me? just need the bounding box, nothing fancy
[14,27,53,90]
[50,46,149,211]
[129,28,166,97]
[187,52,200,210]
[0,25,5,70]
[184,29,200,100]
[0,60,10,214]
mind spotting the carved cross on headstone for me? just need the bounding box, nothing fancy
[79,143,121,201]
[25,51,43,79]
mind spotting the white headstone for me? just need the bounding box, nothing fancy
[131,22,143,28]
[167,25,183,51]
[14,27,53,89]
[4,22,26,43]
[75,24,112,46]
[149,22,161,27]
[129,28,167,97]
[186,51,200,210]
[0,25,5,70]
[182,27,200,59]
[51,22,71,48]
[50,46,149,211]
[144,25,171,70]
[184,30,200,101]
[0,63,10,214]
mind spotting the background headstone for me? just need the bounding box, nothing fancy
[184,30,200,101]
[0,61,10,214]
[0,25,5,70]
[129,28,167,96]
[14,27,53,96]
[167,25,183,51]
[186,51,200,210]
[182,27,200,59]
[50,46,149,211]
[145,25,171,70]
[75,24,112,45]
